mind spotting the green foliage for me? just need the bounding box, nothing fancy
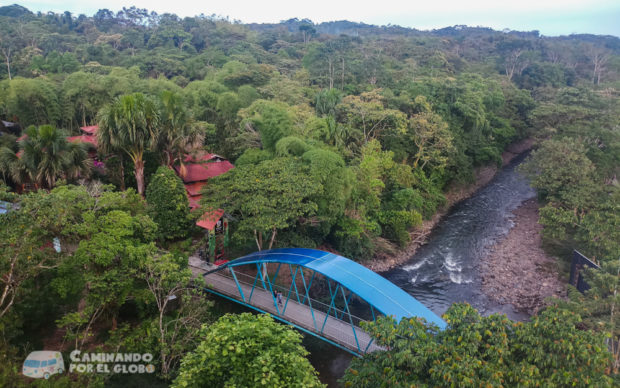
[54,209,158,347]
[521,138,596,208]
[138,253,214,379]
[146,166,190,240]
[315,88,341,116]
[2,77,61,126]
[240,99,295,152]
[342,304,614,387]
[0,9,618,383]
[0,124,91,189]
[202,157,320,250]
[275,135,311,157]
[157,90,202,167]
[235,148,272,166]
[98,92,159,194]
[172,313,324,388]
[302,148,353,233]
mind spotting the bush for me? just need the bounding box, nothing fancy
[146,167,190,240]
[172,313,324,387]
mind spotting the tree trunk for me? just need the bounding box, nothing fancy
[3,48,11,81]
[328,58,334,90]
[119,154,126,191]
[135,159,145,195]
[268,227,277,250]
[341,57,345,91]
[254,229,262,251]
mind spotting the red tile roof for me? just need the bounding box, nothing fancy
[174,160,234,183]
[67,135,98,147]
[80,125,99,134]
[188,195,202,209]
[196,208,225,230]
[184,182,207,197]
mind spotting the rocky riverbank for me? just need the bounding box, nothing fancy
[481,199,566,314]
[365,138,534,272]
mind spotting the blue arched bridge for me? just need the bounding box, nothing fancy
[196,248,446,355]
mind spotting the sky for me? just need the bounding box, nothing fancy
[9,0,620,37]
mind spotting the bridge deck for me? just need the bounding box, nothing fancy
[190,259,381,354]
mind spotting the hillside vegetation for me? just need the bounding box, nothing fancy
[0,3,618,386]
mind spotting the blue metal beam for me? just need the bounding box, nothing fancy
[229,268,245,302]
[282,264,300,315]
[301,270,316,305]
[248,264,261,303]
[338,290,354,320]
[341,286,361,352]
[257,261,280,315]
[321,279,340,334]
[299,268,317,330]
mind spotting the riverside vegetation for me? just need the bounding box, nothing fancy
[0,4,618,386]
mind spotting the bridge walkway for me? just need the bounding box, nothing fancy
[190,258,381,354]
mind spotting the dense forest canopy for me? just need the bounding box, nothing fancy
[0,2,619,386]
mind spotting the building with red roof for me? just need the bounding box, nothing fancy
[80,125,98,135]
[67,135,98,147]
[172,151,234,232]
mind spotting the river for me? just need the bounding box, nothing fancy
[314,152,536,386]
[383,151,535,321]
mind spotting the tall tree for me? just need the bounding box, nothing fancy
[201,157,320,251]
[146,166,190,240]
[157,90,202,167]
[98,92,159,195]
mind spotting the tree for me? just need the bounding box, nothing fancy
[406,96,455,171]
[314,88,341,117]
[140,253,213,379]
[146,166,190,240]
[3,78,62,126]
[301,148,353,233]
[157,90,202,167]
[201,157,320,251]
[342,304,614,387]
[299,23,316,45]
[172,313,324,388]
[55,209,157,348]
[61,71,109,130]
[337,90,407,145]
[239,99,295,153]
[521,138,597,210]
[0,124,91,189]
[585,44,610,85]
[98,92,159,195]
[0,210,60,321]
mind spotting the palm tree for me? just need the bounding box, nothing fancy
[157,90,203,169]
[0,125,91,190]
[98,93,159,195]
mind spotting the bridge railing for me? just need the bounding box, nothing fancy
[211,269,372,329]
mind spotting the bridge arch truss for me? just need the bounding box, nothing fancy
[203,248,445,355]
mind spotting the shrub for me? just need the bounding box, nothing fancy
[146,167,190,240]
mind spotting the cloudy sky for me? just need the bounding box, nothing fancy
[12,0,620,37]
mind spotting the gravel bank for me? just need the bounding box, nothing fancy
[481,198,566,314]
